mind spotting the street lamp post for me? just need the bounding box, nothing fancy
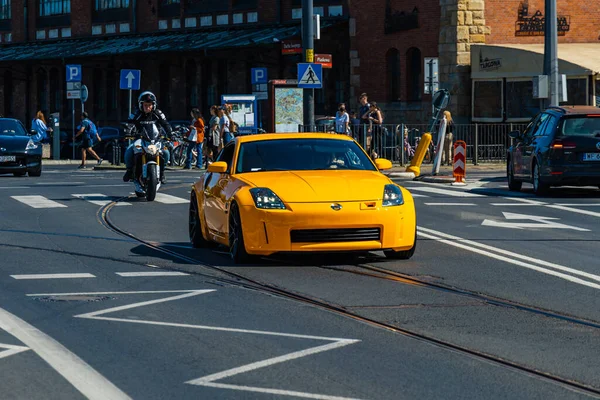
[302,0,315,130]
[544,0,559,106]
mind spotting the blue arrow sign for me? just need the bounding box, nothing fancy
[66,65,81,82]
[297,63,322,89]
[120,69,141,90]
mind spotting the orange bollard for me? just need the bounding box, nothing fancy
[406,132,432,176]
[452,140,467,185]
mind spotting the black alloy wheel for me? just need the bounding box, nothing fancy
[228,203,255,264]
[384,229,417,260]
[507,160,522,191]
[532,162,549,195]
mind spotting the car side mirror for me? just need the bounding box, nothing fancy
[29,129,36,135]
[375,158,392,170]
[508,130,522,140]
[207,161,228,173]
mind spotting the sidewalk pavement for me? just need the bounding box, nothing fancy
[42,159,506,183]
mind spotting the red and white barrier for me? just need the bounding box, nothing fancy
[452,140,466,185]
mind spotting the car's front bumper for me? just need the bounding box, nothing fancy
[239,193,416,256]
[0,154,41,174]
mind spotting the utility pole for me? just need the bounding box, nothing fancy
[302,0,315,129]
[544,0,559,106]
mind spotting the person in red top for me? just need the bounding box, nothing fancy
[185,108,205,169]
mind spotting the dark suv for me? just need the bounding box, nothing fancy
[507,106,600,194]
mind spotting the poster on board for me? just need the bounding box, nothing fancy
[274,88,304,132]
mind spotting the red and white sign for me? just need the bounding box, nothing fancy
[453,140,466,183]
[282,40,302,54]
[315,54,332,68]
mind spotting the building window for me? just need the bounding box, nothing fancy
[216,14,228,25]
[119,22,130,32]
[39,0,70,16]
[61,27,71,37]
[406,47,421,101]
[95,0,129,10]
[386,48,400,102]
[247,12,257,22]
[233,13,243,24]
[185,17,196,27]
[200,16,212,26]
[472,80,503,122]
[560,77,588,106]
[0,0,11,19]
[314,7,324,16]
[292,8,301,19]
[506,79,539,121]
[3,70,13,117]
[328,5,342,17]
[105,23,116,33]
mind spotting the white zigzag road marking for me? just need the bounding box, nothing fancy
[28,289,363,400]
[0,343,30,359]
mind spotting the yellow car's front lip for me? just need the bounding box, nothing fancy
[238,199,415,256]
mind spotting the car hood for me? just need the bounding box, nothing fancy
[239,170,391,202]
[0,135,31,152]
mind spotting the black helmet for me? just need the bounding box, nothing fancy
[138,91,157,111]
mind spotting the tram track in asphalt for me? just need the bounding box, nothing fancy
[97,190,600,398]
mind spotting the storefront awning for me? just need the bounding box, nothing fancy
[0,21,338,62]
[471,43,600,79]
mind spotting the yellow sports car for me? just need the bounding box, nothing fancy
[189,133,416,263]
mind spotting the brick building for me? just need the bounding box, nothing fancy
[0,0,597,133]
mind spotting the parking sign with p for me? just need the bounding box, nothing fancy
[66,65,81,82]
[251,67,268,85]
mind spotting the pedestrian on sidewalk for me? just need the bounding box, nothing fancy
[335,103,350,135]
[75,112,102,169]
[441,110,454,166]
[185,108,205,169]
[30,111,53,144]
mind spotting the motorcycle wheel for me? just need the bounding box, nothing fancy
[146,164,158,201]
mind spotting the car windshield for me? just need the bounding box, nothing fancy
[559,116,600,137]
[0,120,26,137]
[235,138,377,173]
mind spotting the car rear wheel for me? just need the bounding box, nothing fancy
[532,162,548,195]
[507,161,522,191]
[229,203,255,264]
[189,192,212,248]
[384,229,417,260]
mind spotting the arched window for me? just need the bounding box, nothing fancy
[186,59,198,110]
[406,47,422,102]
[159,63,171,115]
[49,68,59,113]
[3,70,13,117]
[36,68,48,112]
[386,48,401,102]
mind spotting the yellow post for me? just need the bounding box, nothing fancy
[406,132,432,176]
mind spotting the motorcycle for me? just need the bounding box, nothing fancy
[124,123,166,201]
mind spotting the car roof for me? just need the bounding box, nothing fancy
[547,106,600,116]
[236,133,354,143]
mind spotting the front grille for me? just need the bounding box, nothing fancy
[290,228,381,243]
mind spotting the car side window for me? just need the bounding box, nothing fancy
[216,143,235,174]
[522,115,540,138]
[531,113,550,137]
[541,115,558,137]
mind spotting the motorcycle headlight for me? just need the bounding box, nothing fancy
[249,188,286,210]
[146,144,158,155]
[382,184,404,207]
[26,139,38,150]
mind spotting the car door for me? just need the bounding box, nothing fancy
[203,143,236,239]
[512,115,539,178]
[520,113,550,179]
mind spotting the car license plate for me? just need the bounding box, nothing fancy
[0,155,15,162]
[583,153,600,161]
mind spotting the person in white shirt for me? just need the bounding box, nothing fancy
[335,103,350,135]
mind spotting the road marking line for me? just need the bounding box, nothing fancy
[34,182,85,185]
[491,198,547,206]
[407,186,485,197]
[0,307,131,400]
[417,226,600,288]
[0,343,30,360]
[72,193,131,206]
[0,186,30,189]
[554,203,600,207]
[424,203,476,206]
[10,273,96,280]
[11,195,67,208]
[153,193,188,204]
[409,193,429,197]
[63,290,361,400]
[545,204,600,218]
[115,272,189,277]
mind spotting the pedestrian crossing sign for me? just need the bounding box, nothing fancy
[297,63,323,89]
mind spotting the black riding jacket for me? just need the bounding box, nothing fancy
[126,109,172,141]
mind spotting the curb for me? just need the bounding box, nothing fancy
[385,172,416,179]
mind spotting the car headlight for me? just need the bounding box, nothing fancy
[249,188,286,209]
[383,184,404,206]
[26,139,38,150]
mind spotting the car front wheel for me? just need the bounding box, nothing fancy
[507,161,522,191]
[384,229,417,260]
[229,203,255,264]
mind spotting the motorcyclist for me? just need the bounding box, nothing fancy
[122,91,172,191]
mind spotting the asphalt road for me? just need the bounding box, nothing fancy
[0,165,599,399]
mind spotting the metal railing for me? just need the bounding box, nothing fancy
[298,123,528,165]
